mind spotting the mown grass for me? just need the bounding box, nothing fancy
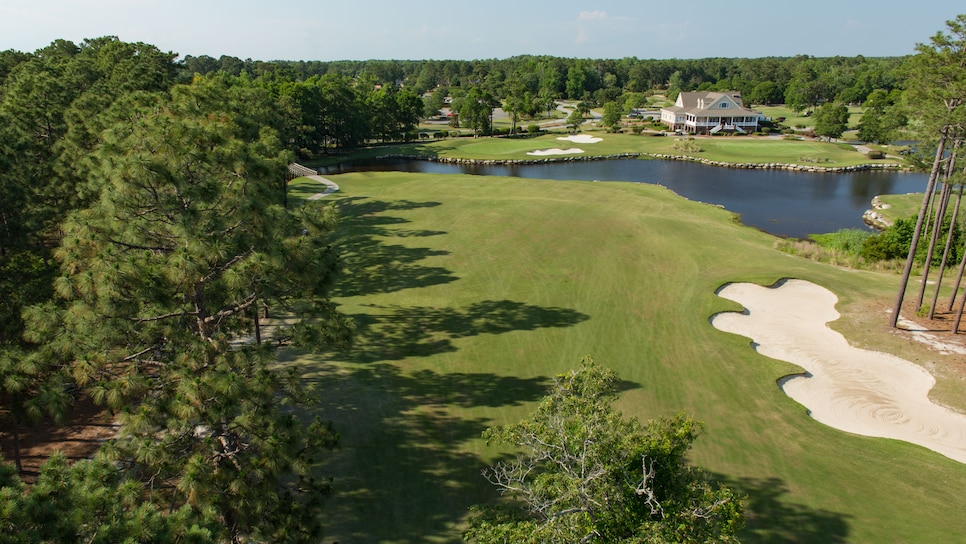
[287,173,966,544]
[757,104,864,131]
[312,130,903,169]
[877,192,927,223]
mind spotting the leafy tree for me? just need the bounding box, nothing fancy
[602,101,622,132]
[813,102,850,141]
[566,62,588,100]
[667,70,685,101]
[538,62,564,99]
[857,89,906,144]
[567,108,586,133]
[502,73,542,135]
[23,80,352,543]
[364,84,423,141]
[626,63,652,93]
[459,87,499,135]
[424,92,443,119]
[397,88,425,134]
[784,61,824,113]
[367,84,402,141]
[748,81,782,105]
[622,92,648,113]
[466,358,744,544]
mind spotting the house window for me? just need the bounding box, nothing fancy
[720,102,729,108]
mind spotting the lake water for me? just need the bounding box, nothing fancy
[319,158,928,238]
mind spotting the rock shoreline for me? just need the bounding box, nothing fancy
[374,152,908,173]
[862,195,894,231]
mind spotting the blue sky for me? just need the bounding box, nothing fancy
[0,0,960,61]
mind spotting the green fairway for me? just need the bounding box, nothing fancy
[877,192,926,223]
[757,105,864,131]
[287,173,966,543]
[317,131,902,169]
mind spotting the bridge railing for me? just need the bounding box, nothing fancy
[287,163,318,180]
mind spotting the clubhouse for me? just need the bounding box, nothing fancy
[660,91,764,135]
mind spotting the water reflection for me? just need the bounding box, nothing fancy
[320,159,926,238]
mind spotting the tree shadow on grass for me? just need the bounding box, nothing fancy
[714,474,851,543]
[330,197,456,298]
[343,299,590,362]
[301,362,560,543]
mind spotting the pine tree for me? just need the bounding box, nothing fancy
[24,78,352,542]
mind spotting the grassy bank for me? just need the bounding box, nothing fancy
[309,131,903,169]
[287,173,966,543]
[877,192,927,223]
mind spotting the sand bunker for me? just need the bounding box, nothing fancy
[526,147,585,156]
[557,134,602,144]
[711,279,966,464]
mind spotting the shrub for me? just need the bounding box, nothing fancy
[867,150,886,159]
[672,138,702,153]
[527,124,540,134]
[631,126,644,135]
[811,229,872,253]
[861,217,916,262]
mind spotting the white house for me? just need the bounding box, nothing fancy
[660,91,764,135]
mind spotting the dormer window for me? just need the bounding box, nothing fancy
[720,102,729,108]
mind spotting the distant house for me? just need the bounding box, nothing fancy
[660,91,764,135]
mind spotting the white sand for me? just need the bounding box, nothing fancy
[711,279,966,464]
[526,147,585,156]
[557,134,602,144]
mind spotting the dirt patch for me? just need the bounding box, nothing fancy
[0,396,117,482]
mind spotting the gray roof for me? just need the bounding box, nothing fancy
[662,91,760,117]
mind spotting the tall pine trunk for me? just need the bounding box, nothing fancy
[890,127,948,328]
[917,172,952,309]
[948,244,966,312]
[929,149,963,319]
[12,420,23,475]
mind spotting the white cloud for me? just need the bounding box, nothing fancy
[578,10,607,21]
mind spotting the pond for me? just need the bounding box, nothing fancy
[318,158,928,238]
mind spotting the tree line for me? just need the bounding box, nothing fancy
[178,52,904,108]
[181,52,913,143]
